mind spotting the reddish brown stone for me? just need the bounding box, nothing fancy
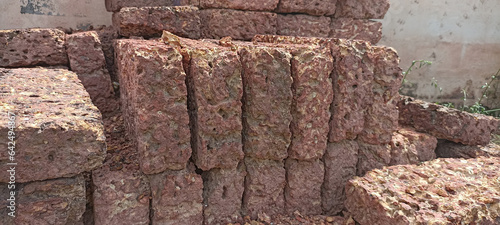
[115,39,191,174]
[284,159,324,216]
[329,39,374,142]
[277,14,331,38]
[322,140,359,215]
[0,175,86,225]
[238,46,292,160]
[93,166,150,225]
[335,0,390,19]
[148,167,203,225]
[113,6,200,38]
[289,46,333,160]
[357,128,437,176]
[181,39,244,171]
[200,9,277,41]
[0,68,106,183]
[330,18,382,44]
[358,46,402,144]
[243,157,286,219]
[199,0,279,11]
[0,28,68,67]
[95,26,120,82]
[106,0,197,12]
[66,31,118,114]
[436,140,500,159]
[276,0,337,16]
[203,165,246,225]
[345,157,500,225]
[398,96,499,146]
[252,34,330,46]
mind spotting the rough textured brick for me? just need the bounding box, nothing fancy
[95,26,120,82]
[284,159,324,216]
[200,9,277,41]
[346,157,500,225]
[238,46,292,160]
[203,165,246,225]
[277,14,331,38]
[276,0,337,16]
[322,140,359,215]
[93,166,150,225]
[358,46,402,144]
[398,96,499,146]
[180,38,244,171]
[0,28,68,67]
[115,39,191,174]
[106,0,197,12]
[335,0,390,19]
[329,39,374,142]
[199,0,279,11]
[0,175,86,225]
[288,46,333,160]
[357,128,437,176]
[113,6,200,38]
[66,31,118,114]
[148,166,203,225]
[330,18,382,44]
[0,68,106,183]
[436,140,500,159]
[243,157,286,219]
[252,34,330,46]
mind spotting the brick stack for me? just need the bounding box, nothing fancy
[107,0,387,43]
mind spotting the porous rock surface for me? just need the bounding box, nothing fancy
[115,39,191,174]
[398,96,499,146]
[199,0,279,11]
[92,166,150,225]
[243,157,286,219]
[276,0,337,16]
[277,14,331,38]
[0,68,106,183]
[335,0,390,19]
[285,159,324,216]
[66,31,117,114]
[179,38,244,171]
[202,166,246,225]
[357,127,437,176]
[238,45,292,160]
[200,9,277,41]
[346,157,500,225]
[105,0,197,12]
[113,6,200,38]
[0,175,86,225]
[148,166,203,225]
[330,18,382,44]
[0,28,68,67]
[322,140,359,215]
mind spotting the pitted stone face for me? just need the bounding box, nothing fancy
[0,29,68,67]
[0,67,106,183]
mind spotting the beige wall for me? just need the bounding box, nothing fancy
[0,0,112,30]
[378,0,500,108]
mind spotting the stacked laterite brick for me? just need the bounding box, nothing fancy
[0,29,108,224]
[108,0,386,44]
[2,0,500,225]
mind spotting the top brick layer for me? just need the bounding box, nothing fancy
[0,29,68,68]
[0,68,106,183]
[105,0,389,18]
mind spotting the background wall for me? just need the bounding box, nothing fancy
[378,0,500,108]
[0,0,112,30]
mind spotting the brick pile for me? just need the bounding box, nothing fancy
[107,0,387,43]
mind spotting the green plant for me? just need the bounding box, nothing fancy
[401,60,432,88]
